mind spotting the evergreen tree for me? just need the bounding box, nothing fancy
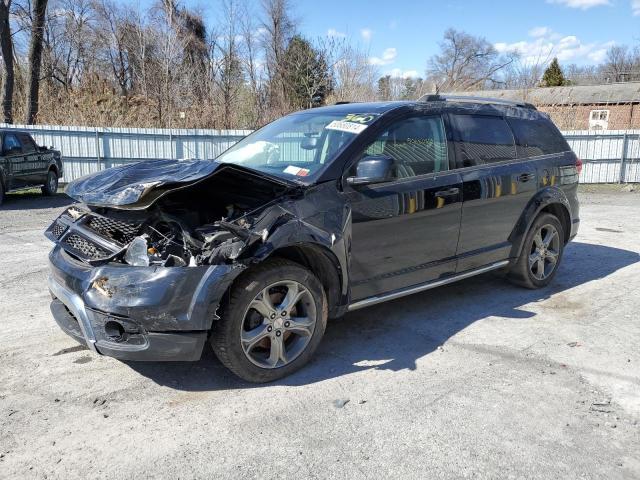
[283,35,331,109]
[377,75,392,100]
[541,58,566,87]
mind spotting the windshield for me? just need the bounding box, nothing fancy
[216,111,380,182]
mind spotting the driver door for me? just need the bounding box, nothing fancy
[344,114,463,301]
[2,133,27,189]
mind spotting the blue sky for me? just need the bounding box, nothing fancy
[177,0,639,78]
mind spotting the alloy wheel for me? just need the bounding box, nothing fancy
[528,224,560,281]
[240,280,317,369]
[48,172,57,192]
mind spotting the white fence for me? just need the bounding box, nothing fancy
[0,123,251,183]
[563,130,640,184]
[1,123,639,184]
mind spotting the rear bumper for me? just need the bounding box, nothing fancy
[47,246,244,361]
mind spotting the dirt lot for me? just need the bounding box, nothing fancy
[1,186,639,480]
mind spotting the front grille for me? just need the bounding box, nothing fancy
[85,216,140,245]
[64,234,111,260]
[51,221,67,239]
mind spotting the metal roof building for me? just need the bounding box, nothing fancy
[445,82,640,105]
[445,83,640,130]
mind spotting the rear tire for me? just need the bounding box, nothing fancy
[211,258,328,383]
[507,213,564,289]
[42,170,58,196]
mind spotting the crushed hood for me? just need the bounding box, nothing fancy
[65,159,293,209]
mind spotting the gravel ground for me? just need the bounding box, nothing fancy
[0,186,639,480]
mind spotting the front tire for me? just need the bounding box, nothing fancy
[42,170,58,196]
[211,258,328,383]
[508,213,564,289]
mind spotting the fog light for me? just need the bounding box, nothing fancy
[104,320,125,341]
[124,236,150,266]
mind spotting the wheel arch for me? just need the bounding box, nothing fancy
[48,163,59,176]
[509,186,572,259]
[219,240,346,320]
[266,243,345,318]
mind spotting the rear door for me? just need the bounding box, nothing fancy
[449,113,538,271]
[345,113,463,300]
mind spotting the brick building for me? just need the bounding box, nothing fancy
[446,83,640,131]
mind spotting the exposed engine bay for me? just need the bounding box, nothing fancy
[46,164,296,268]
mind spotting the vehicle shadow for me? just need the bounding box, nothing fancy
[0,191,74,210]
[126,241,639,391]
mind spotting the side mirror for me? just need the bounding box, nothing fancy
[301,136,318,150]
[347,155,396,186]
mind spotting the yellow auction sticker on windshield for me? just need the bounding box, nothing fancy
[325,120,369,134]
[326,113,379,134]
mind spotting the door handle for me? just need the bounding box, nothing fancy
[435,187,460,198]
[517,173,534,182]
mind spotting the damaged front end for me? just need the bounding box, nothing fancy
[45,160,304,361]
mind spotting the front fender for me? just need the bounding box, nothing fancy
[248,216,350,298]
[508,186,572,259]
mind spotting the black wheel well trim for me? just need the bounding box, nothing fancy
[267,243,345,318]
[48,163,59,175]
[539,202,571,243]
[220,241,347,319]
[509,187,572,259]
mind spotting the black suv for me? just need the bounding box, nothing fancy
[0,130,63,204]
[45,96,580,382]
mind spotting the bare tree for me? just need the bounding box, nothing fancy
[93,0,134,97]
[260,0,295,116]
[330,42,377,102]
[502,47,553,92]
[601,45,640,83]
[211,0,243,128]
[0,0,14,123]
[25,0,48,123]
[239,8,267,127]
[427,28,516,92]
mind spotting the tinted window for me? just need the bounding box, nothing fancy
[450,114,516,166]
[3,133,20,152]
[359,115,448,178]
[16,133,36,153]
[507,117,570,158]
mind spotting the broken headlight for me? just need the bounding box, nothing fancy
[124,236,150,267]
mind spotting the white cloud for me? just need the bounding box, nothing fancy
[386,68,419,79]
[369,47,397,66]
[495,28,615,65]
[633,0,640,15]
[327,28,346,38]
[360,28,373,42]
[547,0,611,9]
[528,26,550,38]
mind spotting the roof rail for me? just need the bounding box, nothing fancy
[334,101,351,105]
[419,94,537,110]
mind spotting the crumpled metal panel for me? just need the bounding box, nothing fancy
[65,159,221,207]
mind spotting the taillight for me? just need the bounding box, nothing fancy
[575,157,583,175]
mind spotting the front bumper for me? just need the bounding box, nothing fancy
[47,246,244,361]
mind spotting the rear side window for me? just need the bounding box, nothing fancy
[507,117,570,158]
[450,114,516,167]
[16,133,36,153]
